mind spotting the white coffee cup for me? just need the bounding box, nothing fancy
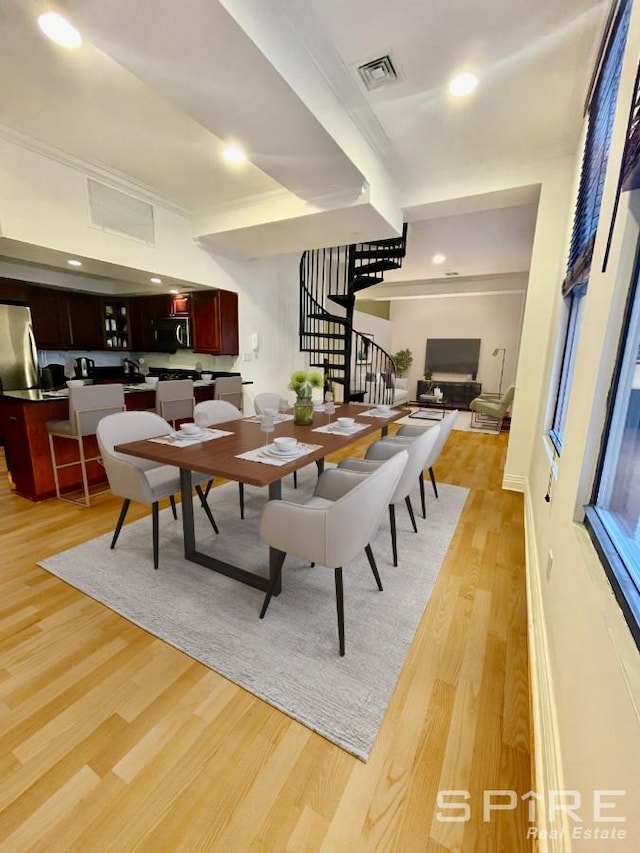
[146,376,159,387]
[336,417,355,428]
[201,373,213,382]
[273,436,297,452]
[180,422,201,435]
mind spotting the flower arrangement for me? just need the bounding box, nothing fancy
[289,369,323,401]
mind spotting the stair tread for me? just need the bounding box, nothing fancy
[352,248,405,260]
[308,312,348,324]
[353,260,402,274]
[302,331,347,339]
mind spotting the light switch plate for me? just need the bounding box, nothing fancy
[243,352,253,361]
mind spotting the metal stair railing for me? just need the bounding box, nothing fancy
[351,330,397,406]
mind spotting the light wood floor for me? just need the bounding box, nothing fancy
[0,427,531,852]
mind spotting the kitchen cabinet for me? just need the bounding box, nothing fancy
[68,291,103,350]
[169,293,190,316]
[129,294,169,351]
[0,277,27,304]
[102,299,130,350]
[28,286,71,349]
[191,290,239,355]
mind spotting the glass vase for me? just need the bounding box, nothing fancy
[293,398,314,425]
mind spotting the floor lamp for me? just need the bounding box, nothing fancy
[493,348,506,396]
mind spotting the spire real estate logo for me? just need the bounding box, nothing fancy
[435,789,628,842]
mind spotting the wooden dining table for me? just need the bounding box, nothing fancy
[114,403,409,595]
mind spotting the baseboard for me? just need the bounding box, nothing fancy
[503,473,527,492]
[524,486,571,852]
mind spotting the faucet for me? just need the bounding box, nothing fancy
[122,357,140,376]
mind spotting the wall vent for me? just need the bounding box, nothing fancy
[445,271,460,277]
[357,55,398,91]
[87,179,155,244]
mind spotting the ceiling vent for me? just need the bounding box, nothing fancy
[87,179,155,244]
[445,271,459,277]
[357,55,398,91]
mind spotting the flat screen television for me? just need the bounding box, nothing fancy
[425,338,481,379]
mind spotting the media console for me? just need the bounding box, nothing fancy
[416,379,482,410]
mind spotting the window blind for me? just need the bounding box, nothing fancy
[562,0,631,297]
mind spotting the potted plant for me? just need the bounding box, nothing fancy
[393,349,413,377]
[289,369,323,424]
[423,369,433,393]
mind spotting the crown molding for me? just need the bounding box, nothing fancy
[0,123,191,218]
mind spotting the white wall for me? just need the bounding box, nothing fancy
[0,138,303,413]
[388,288,526,398]
[509,6,640,847]
[353,308,392,355]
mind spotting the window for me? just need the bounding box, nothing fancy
[549,289,585,453]
[549,0,631,451]
[587,245,640,647]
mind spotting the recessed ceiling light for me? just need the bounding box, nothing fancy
[222,145,248,164]
[37,12,82,49]
[448,72,478,97]
[150,277,162,284]
[67,259,82,267]
[169,288,179,295]
[432,253,446,265]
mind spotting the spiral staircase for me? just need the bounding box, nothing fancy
[299,224,407,403]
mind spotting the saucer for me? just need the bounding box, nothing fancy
[328,422,359,432]
[264,443,300,458]
[174,428,206,440]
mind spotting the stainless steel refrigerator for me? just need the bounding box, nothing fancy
[0,303,39,391]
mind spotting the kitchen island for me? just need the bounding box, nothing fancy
[0,382,219,502]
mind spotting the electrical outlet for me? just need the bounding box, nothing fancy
[243,352,252,362]
[545,549,554,581]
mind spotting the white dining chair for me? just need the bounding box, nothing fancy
[97,411,219,569]
[385,409,459,515]
[338,424,441,566]
[46,383,125,506]
[192,399,246,517]
[258,451,407,655]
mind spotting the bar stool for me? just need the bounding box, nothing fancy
[214,376,243,412]
[46,383,126,506]
[155,379,194,427]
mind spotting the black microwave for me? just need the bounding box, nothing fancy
[154,316,191,351]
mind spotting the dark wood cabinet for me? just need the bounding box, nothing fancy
[169,293,190,316]
[191,290,239,355]
[417,379,481,409]
[28,286,71,349]
[102,299,131,350]
[0,277,27,304]
[129,294,170,351]
[68,292,103,350]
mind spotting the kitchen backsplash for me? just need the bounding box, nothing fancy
[38,349,239,373]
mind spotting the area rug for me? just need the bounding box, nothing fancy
[38,467,469,761]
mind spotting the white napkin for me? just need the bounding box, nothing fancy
[150,428,233,447]
[244,413,295,424]
[312,422,368,435]
[359,408,397,418]
[235,442,322,466]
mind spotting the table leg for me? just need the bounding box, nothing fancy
[268,479,283,596]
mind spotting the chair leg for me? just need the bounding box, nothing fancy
[152,501,159,569]
[239,482,244,519]
[405,495,418,533]
[195,485,219,534]
[110,499,131,549]
[203,480,213,500]
[78,436,90,507]
[335,567,345,656]
[259,550,286,618]
[48,432,62,501]
[364,544,383,591]
[419,471,426,518]
[293,470,298,489]
[389,504,398,567]
[169,494,177,519]
[429,466,438,499]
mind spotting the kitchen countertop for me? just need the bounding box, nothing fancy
[2,380,217,403]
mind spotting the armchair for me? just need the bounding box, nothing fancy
[469,384,515,430]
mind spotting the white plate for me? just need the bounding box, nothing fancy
[264,443,300,457]
[328,422,359,432]
[173,429,207,440]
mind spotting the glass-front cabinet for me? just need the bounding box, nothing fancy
[103,299,130,350]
